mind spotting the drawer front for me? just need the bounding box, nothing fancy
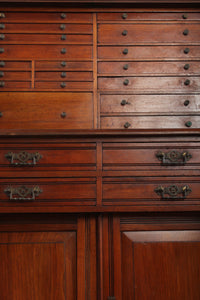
[98,61,200,75]
[0,45,92,60]
[97,12,200,21]
[0,92,93,129]
[98,46,200,59]
[34,81,93,90]
[2,34,93,44]
[0,71,31,80]
[98,77,200,92]
[35,61,93,71]
[103,177,200,205]
[1,12,92,23]
[0,60,31,70]
[0,178,96,206]
[0,23,93,33]
[98,24,200,44]
[35,71,93,81]
[101,116,199,129]
[0,81,31,89]
[100,95,200,113]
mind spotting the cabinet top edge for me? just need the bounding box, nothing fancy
[1,0,200,3]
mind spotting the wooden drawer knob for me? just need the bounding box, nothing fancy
[182,13,188,19]
[0,34,5,40]
[122,13,128,19]
[185,121,192,127]
[183,29,189,36]
[61,111,67,118]
[0,61,5,67]
[184,48,190,54]
[0,71,4,77]
[60,24,66,30]
[124,122,131,128]
[0,81,5,87]
[0,24,5,29]
[122,30,128,36]
[184,100,190,106]
[0,13,5,18]
[61,13,66,19]
[123,79,129,86]
[184,64,190,70]
[0,48,4,53]
[61,61,66,67]
[123,48,128,55]
[184,79,190,86]
[61,48,67,54]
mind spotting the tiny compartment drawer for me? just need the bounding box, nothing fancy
[0,60,31,70]
[103,177,200,206]
[0,178,96,206]
[35,71,93,81]
[0,92,94,129]
[35,61,93,71]
[34,81,93,90]
[0,71,31,80]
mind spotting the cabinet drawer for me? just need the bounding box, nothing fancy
[34,81,93,90]
[0,45,92,60]
[98,77,200,92]
[98,61,200,75]
[100,95,200,113]
[0,142,96,173]
[98,46,200,59]
[0,92,93,129]
[98,24,200,44]
[101,116,200,129]
[97,12,200,21]
[1,23,93,34]
[1,34,93,44]
[0,81,31,89]
[0,60,31,70]
[1,12,92,23]
[0,178,96,206]
[0,71,31,80]
[35,71,93,81]
[103,177,200,206]
[35,61,93,71]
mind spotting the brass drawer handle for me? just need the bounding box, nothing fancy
[4,185,42,201]
[0,24,5,29]
[61,13,66,19]
[183,29,189,36]
[122,13,128,19]
[123,48,128,55]
[154,185,192,200]
[5,151,42,166]
[0,13,5,18]
[156,150,192,165]
[0,61,5,67]
[0,34,5,40]
[184,48,190,54]
[124,122,131,128]
[0,48,4,53]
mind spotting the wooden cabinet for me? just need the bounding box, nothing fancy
[0,1,200,299]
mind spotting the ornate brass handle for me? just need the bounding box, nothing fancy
[156,150,192,165]
[5,151,42,166]
[154,185,192,200]
[4,185,42,201]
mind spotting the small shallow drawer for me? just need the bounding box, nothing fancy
[0,45,92,60]
[101,116,200,129]
[97,12,200,21]
[0,178,96,206]
[0,81,31,89]
[35,61,93,71]
[103,177,200,206]
[98,46,200,59]
[98,77,200,92]
[1,12,92,23]
[0,92,93,129]
[98,24,200,44]
[1,33,93,44]
[0,71,31,80]
[1,23,93,34]
[35,71,93,81]
[98,61,200,76]
[103,142,200,172]
[0,60,31,70]
[34,81,93,90]
[100,95,200,114]
[0,142,96,173]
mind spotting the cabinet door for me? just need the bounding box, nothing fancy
[0,214,97,300]
[101,214,200,300]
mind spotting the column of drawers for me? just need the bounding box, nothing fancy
[0,9,94,129]
[98,11,200,129]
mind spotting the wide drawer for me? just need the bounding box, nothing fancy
[0,45,92,60]
[98,46,200,59]
[100,95,200,113]
[1,34,93,44]
[35,61,93,71]
[101,116,200,129]
[1,12,92,23]
[98,61,200,75]
[97,12,200,21]
[0,92,93,129]
[35,71,93,81]
[98,24,200,44]
[0,178,96,206]
[98,77,200,92]
[103,177,200,206]
[0,23,93,33]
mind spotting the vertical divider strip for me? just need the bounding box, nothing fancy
[93,13,98,128]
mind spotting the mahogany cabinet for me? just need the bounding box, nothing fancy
[0,1,200,299]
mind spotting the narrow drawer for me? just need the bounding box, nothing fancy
[35,61,93,71]
[0,92,93,129]
[0,178,96,206]
[1,12,92,23]
[103,177,200,206]
[98,77,200,92]
[97,12,200,21]
[0,142,96,172]
[101,116,200,129]
[1,23,93,34]
[35,71,93,81]
[0,81,31,89]
[0,71,31,80]
[98,24,200,44]
[98,46,200,59]
[34,81,93,90]
[98,61,200,75]
[0,45,92,60]
[100,95,200,114]
[0,60,31,70]
[1,34,93,44]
